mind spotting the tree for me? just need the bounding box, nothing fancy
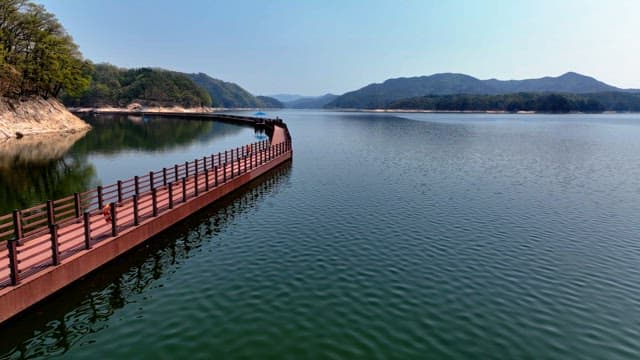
[0,0,90,99]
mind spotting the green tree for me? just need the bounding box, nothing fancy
[0,0,90,99]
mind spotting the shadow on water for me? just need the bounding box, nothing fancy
[0,163,292,360]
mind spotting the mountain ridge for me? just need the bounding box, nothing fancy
[284,94,338,109]
[327,72,638,109]
[187,73,281,108]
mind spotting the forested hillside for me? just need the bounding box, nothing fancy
[256,96,284,108]
[188,73,279,108]
[0,0,91,99]
[388,92,640,113]
[63,64,211,108]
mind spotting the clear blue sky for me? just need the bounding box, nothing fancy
[37,0,640,96]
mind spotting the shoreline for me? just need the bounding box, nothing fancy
[324,109,628,114]
[70,105,283,114]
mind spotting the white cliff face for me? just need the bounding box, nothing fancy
[0,97,91,139]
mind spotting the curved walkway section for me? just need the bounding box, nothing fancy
[0,117,292,324]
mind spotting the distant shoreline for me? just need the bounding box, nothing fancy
[326,109,630,115]
[69,105,281,114]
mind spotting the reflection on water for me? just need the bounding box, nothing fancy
[0,131,96,214]
[71,114,214,154]
[0,164,291,359]
[0,114,254,214]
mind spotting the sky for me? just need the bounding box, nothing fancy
[37,0,640,96]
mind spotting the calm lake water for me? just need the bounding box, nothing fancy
[1,110,640,359]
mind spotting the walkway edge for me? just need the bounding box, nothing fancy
[0,151,292,324]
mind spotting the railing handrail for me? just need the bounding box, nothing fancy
[0,116,288,242]
[1,119,291,288]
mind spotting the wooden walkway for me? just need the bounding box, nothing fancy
[0,122,291,291]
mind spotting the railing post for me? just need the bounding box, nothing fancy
[12,209,22,242]
[211,154,215,169]
[195,159,199,175]
[8,210,21,285]
[205,169,209,191]
[152,188,158,217]
[133,195,139,226]
[83,211,92,249]
[149,171,154,190]
[225,150,228,164]
[182,177,187,202]
[117,180,123,204]
[74,192,81,219]
[46,200,54,226]
[174,164,179,182]
[233,156,236,177]
[110,202,117,236]
[97,186,104,209]
[223,162,227,182]
[134,176,140,195]
[214,165,218,186]
[194,172,199,197]
[244,154,248,173]
[7,238,19,285]
[185,161,189,178]
[168,183,174,209]
[163,167,168,186]
[50,224,60,266]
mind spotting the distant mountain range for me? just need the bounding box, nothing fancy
[283,94,339,109]
[269,94,306,103]
[66,68,640,112]
[326,72,639,109]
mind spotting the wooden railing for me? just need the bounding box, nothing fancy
[1,118,291,287]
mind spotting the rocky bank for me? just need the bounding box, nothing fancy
[0,97,91,139]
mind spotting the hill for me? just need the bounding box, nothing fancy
[269,94,305,102]
[285,94,339,109]
[63,64,211,108]
[326,72,635,109]
[188,73,271,108]
[256,96,284,108]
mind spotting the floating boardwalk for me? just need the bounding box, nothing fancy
[0,114,292,324]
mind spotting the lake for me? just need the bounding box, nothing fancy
[1,110,639,359]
